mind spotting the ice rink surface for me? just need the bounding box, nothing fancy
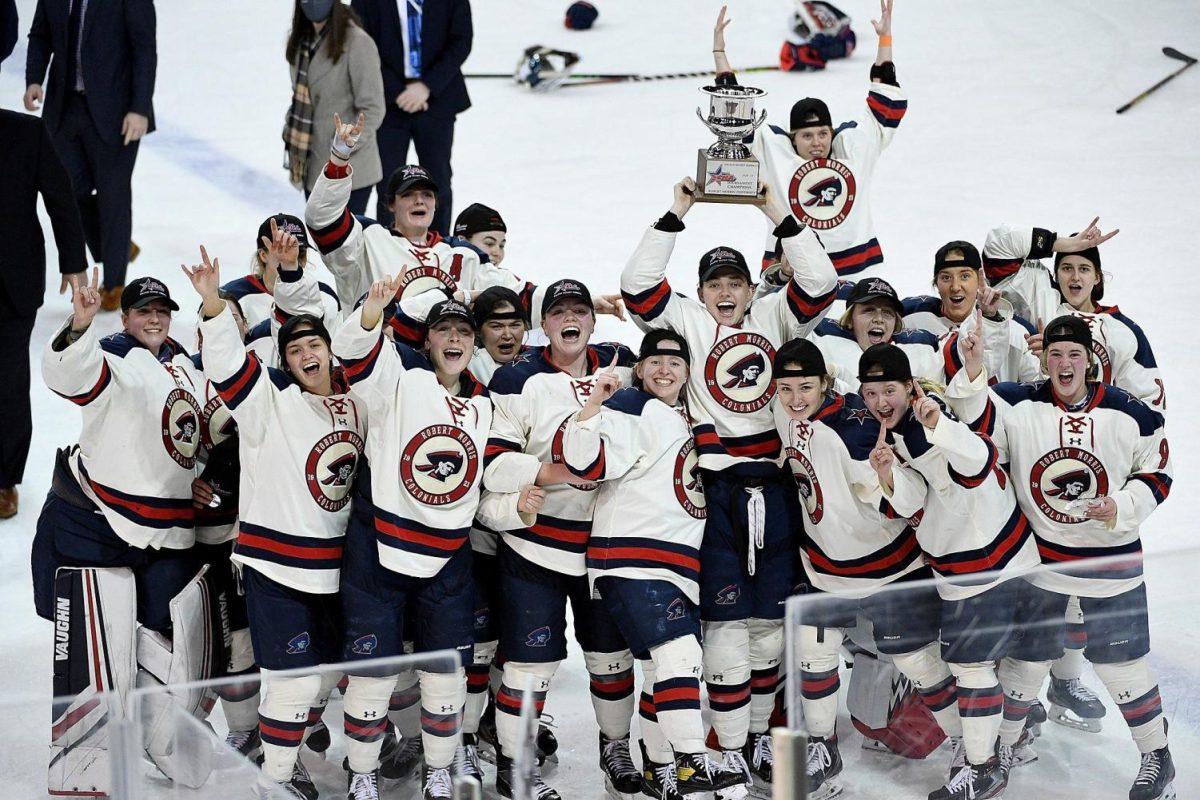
[2,0,1199,797]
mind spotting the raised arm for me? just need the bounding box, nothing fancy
[331,276,408,408]
[620,178,697,333]
[753,183,838,338]
[42,269,115,408]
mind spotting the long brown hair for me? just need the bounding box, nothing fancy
[286,2,363,66]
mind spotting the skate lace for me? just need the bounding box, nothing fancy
[425,767,454,799]
[943,763,979,798]
[724,749,751,779]
[1134,752,1161,786]
[531,771,559,800]
[753,734,774,768]
[225,729,255,752]
[602,737,638,777]
[454,743,481,778]
[805,741,831,776]
[655,763,679,794]
[1065,678,1101,703]
[949,736,967,771]
[349,771,379,800]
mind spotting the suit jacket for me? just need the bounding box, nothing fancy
[351,0,472,125]
[293,23,385,192]
[0,0,16,72]
[25,0,157,145]
[0,110,86,316]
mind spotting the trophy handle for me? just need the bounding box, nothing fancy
[695,106,723,136]
[748,108,768,134]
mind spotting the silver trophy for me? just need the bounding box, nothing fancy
[694,85,768,204]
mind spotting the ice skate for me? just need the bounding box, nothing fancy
[944,736,966,782]
[1047,675,1105,733]
[926,758,1007,800]
[538,714,561,764]
[380,730,424,782]
[1129,745,1176,800]
[257,758,320,800]
[674,751,745,795]
[743,730,773,787]
[599,734,643,799]
[710,749,752,800]
[805,736,844,800]
[641,756,682,800]
[997,728,1038,775]
[226,727,262,761]
[496,751,562,800]
[423,764,456,800]
[453,733,484,788]
[347,768,381,800]
[1026,700,1047,738]
[477,697,499,764]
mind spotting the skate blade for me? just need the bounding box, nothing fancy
[1048,706,1103,733]
[809,781,843,800]
[747,779,771,800]
[1162,782,1177,800]
[604,775,640,800]
[860,738,895,755]
[1011,749,1039,769]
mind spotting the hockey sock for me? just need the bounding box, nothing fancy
[258,672,322,782]
[1094,657,1167,753]
[495,661,557,757]
[302,669,341,744]
[796,625,842,739]
[585,649,636,739]
[491,651,506,695]
[215,628,260,732]
[748,618,784,735]
[390,670,421,739]
[892,643,963,738]
[1050,597,1087,680]
[638,659,673,763]
[648,636,705,754]
[997,657,1051,746]
[703,619,751,750]
[343,674,396,773]
[948,663,1003,765]
[419,668,467,769]
[464,639,498,735]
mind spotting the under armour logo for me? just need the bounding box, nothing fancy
[441,705,454,712]
[1120,691,1132,701]
[363,711,378,718]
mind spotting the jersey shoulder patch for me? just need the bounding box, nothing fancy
[590,342,638,368]
[901,295,942,317]
[604,387,653,416]
[264,366,296,392]
[894,328,940,349]
[488,347,553,395]
[825,394,881,461]
[815,318,853,340]
[1095,384,1163,436]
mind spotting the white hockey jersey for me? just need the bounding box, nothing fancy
[43,325,201,550]
[948,372,1171,599]
[483,343,637,576]
[887,391,1041,601]
[902,295,1042,385]
[562,388,706,603]
[220,271,341,330]
[810,320,948,393]
[200,307,365,594]
[774,393,925,598]
[746,80,907,277]
[982,224,1165,415]
[333,316,493,579]
[621,219,837,471]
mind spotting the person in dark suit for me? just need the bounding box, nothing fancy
[0,110,87,519]
[23,0,156,310]
[352,0,472,234]
[1,0,17,71]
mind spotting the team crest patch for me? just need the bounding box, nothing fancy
[201,395,236,448]
[397,264,457,301]
[305,430,364,512]
[551,415,598,491]
[704,332,777,413]
[715,584,741,605]
[673,439,707,519]
[787,157,857,230]
[161,388,202,468]
[401,425,479,506]
[1030,447,1110,524]
[351,634,378,656]
[666,598,686,621]
[286,632,311,655]
[526,626,552,647]
[784,447,825,524]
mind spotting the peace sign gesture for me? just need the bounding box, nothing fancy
[69,267,102,333]
[330,112,366,162]
[911,382,941,429]
[869,419,895,488]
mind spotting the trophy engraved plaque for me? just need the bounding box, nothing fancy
[694,85,768,205]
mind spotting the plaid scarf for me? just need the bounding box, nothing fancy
[283,30,326,188]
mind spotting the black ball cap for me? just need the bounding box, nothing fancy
[541,279,594,317]
[257,213,309,252]
[278,314,331,353]
[1043,315,1093,351]
[454,203,507,238]
[933,240,982,273]
[846,277,903,315]
[564,0,599,29]
[789,97,832,131]
[387,164,439,200]
[857,343,913,385]
[774,337,826,378]
[698,246,752,283]
[427,299,476,330]
[639,328,691,363]
[121,277,180,312]
[473,286,527,328]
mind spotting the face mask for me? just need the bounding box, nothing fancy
[300,0,334,23]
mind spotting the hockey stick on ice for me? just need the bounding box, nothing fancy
[559,65,779,88]
[1115,47,1197,114]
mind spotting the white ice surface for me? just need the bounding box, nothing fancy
[2,0,1199,797]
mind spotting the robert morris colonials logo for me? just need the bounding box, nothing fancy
[161,388,202,468]
[705,332,776,413]
[787,157,857,230]
[305,430,364,512]
[201,394,237,448]
[401,425,479,506]
[397,264,457,302]
[1029,447,1110,524]
[551,415,598,492]
[784,446,825,524]
[673,439,706,519]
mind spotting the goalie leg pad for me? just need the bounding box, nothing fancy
[49,567,137,798]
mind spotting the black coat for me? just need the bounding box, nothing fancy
[24,0,157,145]
[0,0,17,72]
[0,110,87,316]
[351,0,472,124]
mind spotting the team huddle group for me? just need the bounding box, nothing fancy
[33,4,1175,800]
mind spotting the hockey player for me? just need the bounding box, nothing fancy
[771,338,970,800]
[712,1,904,278]
[483,280,642,800]
[902,241,1042,384]
[621,177,837,797]
[469,286,531,385]
[454,203,510,267]
[333,284,506,800]
[220,212,342,329]
[183,248,366,800]
[947,315,1175,800]
[34,269,218,795]
[859,334,1050,799]
[562,330,745,799]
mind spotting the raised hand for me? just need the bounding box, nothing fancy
[594,294,627,321]
[911,381,941,428]
[712,6,733,72]
[59,270,85,296]
[1056,217,1119,253]
[517,484,547,515]
[361,275,400,329]
[871,0,894,37]
[331,112,366,161]
[1024,318,1045,357]
[961,304,986,379]
[260,217,301,273]
[869,420,895,487]
[589,354,622,405]
[759,179,790,226]
[977,285,1002,319]
[672,176,698,218]
[181,245,223,299]
[70,267,102,332]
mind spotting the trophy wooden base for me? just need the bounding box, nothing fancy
[695,150,766,206]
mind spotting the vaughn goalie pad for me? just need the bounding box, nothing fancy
[846,650,944,759]
[49,567,138,798]
[137,564,225,788]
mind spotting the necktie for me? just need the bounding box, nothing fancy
[407,0,423,77]
[66,0,84,91]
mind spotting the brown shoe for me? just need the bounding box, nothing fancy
[100,285,124,312]
[0,488,17,519]
[130,240,141,263]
